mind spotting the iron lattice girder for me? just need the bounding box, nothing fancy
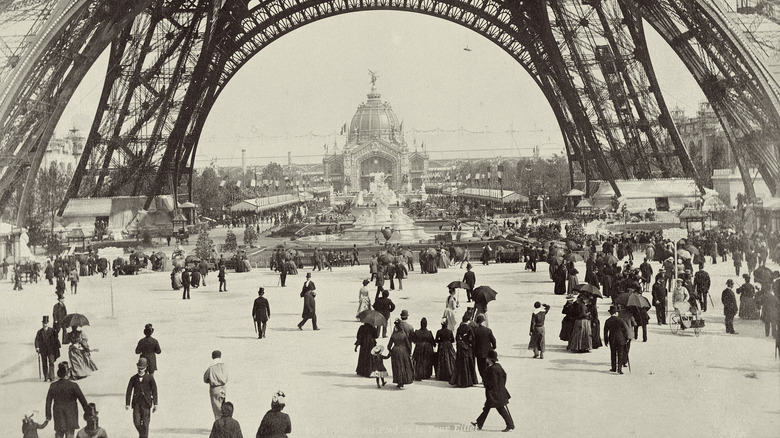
[4,0,780,221]
[628,0,780,196]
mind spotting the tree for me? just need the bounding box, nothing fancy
[192,167,226,215]
[260,162,285,191]
[35,162,72,235]
[243,224,258,248]
[223,228,238,252]
[194,226,215,261]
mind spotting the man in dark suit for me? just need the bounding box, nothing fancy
[471,350,514,432]
[694,263,711,312]
[651,274,668,325]
[252,287,271,339]
[373,290,395,338]
[126,357,158,438]
[473,314,497,383]
[135,324,161,374]
[52,293,68,344]
[604,305,630,374]
[279,259,288,287]
[181,268,191,300]
[35,315,60,381]
[722,279,739,334]
[297,272,318,330]
[463,263,476,302]
[47,362,90,437]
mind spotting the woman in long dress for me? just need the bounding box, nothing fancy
[443,288,458,332]
[411,318,436,381]
[68,328,98,379]
[449,314,477,387]
[588,299,602,349]
[566,260,579,295]
[560,295,576,341]
[256,390,292,438]
[354,323,377,377]
[567,297,592,352]
[435,319,456,381]
[356,280,372,318]
[171,268,182,290]
[386,320,413,389]
[737,274,760,319]
[438,248,451,268]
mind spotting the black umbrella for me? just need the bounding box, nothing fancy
[614,293,651,309]
[61,313,90,327]
[472,286,498,303]
[357,310,386,328]
[574,283,603,298]
[447,281,468,289]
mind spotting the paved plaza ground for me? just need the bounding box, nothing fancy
[2,243,779,437]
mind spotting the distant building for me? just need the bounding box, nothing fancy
[42,128,84,171]
[323,83,428,192]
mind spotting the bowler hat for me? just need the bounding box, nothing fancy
[486,350,498,362]
[400,309,409,317]
[608,305,618,314]
[136,357,148,369]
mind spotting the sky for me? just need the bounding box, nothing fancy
[57,10,708,168]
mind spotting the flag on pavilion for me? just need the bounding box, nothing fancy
[250,179,256,187]
[219,179,226,188]
[235,180,241,188]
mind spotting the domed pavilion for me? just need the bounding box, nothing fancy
[323,81,428,193]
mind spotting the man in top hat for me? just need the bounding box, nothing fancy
[473,314,497,382]
[52,293,68,344]
[721,279,739,334]
[651,274,668,325]
[252,287,271,338]
[603,305,630,374]
[693,263,711,312]
[125,357,158,438]
[35,315,61,381]
[298,272,318,330]
[471,350,514,432]
[463,263,476,302]
[135,324,161,374]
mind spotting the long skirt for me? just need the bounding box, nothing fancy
[590,319,603,349]
[370,355,388,379]
[356,344,374,377]
[449,346,477,387]
[567,275,579,294]
[443,309,457,333]
[436,341,456,381]
[559,318,575,341]
[390,347,414,385]
[554,279,567,295]
[356,297,371,318]
[69,346,98,378]
[528,326,545,352]
[567,319,592,352]
[171,271,182,290]
[739,295,760,320]
[412,342,435,380]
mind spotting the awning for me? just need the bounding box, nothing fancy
[230,194,304,213]
[62,198,112,217]
[457,188,528,203]
[565,189,586,197]
[576,199,592,209]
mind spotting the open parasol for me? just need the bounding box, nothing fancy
[602,254,618,265]
[676,249,692,259]
[564,252,584,262]
[573,283,603,298]
[472,286,498,303]
[447,281,468,289]
[614,292,651,309]
[357,310,386,328]
[61,313,90,328]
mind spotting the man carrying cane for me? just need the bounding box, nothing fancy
[35,315,60,381]
[470,349,514,432]
[252,287,270,339]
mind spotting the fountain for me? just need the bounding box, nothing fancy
[300,173,432,244]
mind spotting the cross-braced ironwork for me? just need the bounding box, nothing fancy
[1,0,779,226]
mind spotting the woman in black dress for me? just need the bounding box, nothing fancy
[387,320,414,389]
[411,318,435,380]
[560,295,576,341]
[449,314,477,387]
[256,390,292,438]
[435,318,456,381]
[354,323,377,377]
[588,299,603,349]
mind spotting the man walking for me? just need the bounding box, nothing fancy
[181,268,191,300]
[35,316,60,381]
[373,290,395,338]
[125,358,158,438]
[203,350,228,420]
[722,279,738,334]
[604,305,630,374]
[351,244,360,267]
[135,324,161,374]
[279,258,288,287]
[473,314,496,383]
[297,272,318,330]
[694,263,711,312]
[252,287,270,339]
[651,274,667,325]
[52,292,68,344]
[217,265,227,292]
[463,263,476,302]
[471,350,514,432]
[639,258,653,292]
[398,309,414,337]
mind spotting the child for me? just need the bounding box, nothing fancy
[370,345,390,388]
[22,411,48,438]
[528,301,551,359]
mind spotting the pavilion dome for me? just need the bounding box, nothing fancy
[348,86,403,144]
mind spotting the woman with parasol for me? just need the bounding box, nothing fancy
[354,322,377,378]
[68,323,98,379]
[566,295,592,352]
[443,288,458,332]
[356,279,372,318]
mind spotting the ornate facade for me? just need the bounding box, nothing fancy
[323,85,428,192]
